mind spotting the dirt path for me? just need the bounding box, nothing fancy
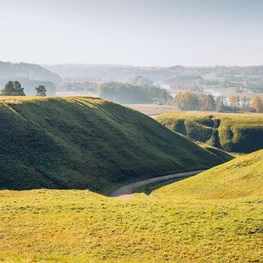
[109,170,205,199]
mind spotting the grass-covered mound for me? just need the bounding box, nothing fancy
[0,97,225,194]
[154,149,263,200]
[156,112,263,153]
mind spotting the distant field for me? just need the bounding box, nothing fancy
[156,112,263,153]
[0,97,226,194]
[56,91,98,97]
[127,104,178,116]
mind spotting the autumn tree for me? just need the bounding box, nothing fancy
[200,94,216,111]
[251,96,263,112]
[174,91,200,111]
[231,96,237,107]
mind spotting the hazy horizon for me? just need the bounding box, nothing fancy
[1,0,263,67]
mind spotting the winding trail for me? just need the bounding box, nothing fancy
[109,170,205,200]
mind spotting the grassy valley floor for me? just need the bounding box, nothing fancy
[0,190,262,263]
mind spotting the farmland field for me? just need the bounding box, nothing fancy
[127,104,178,116]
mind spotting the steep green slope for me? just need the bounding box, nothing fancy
[0,97,224,194]
[196,142,234,162]
[154,149,263,200]
[156,112,263,153]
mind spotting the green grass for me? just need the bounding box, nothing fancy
[134,176,193,194]
[0,151,262,262]
[154,149,263,200]
[156,112,263,153]
[196,142,234,162]
[0,189,262,262]
[0,97,225,194]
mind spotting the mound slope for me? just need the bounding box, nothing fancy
[156,112,263,153]
[0,97,225,193]
[154,149,263,199]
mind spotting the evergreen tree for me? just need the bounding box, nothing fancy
[0,81,25,96]
[36,85,47,96]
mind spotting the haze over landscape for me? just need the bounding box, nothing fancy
[0,1,262,262]
[1,0,263,66]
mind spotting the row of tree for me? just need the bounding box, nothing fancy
[174,91,263,112]
[174,92,216,111]
[0,81,47,96]
[98,82,172,104]
[230,95,262,112]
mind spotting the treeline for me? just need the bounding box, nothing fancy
[0,79,56,96]
[62,80,97,93]
[174,92,216,111]
[99,82,172,104]
[0,81,47,96]
[174,91,263,113]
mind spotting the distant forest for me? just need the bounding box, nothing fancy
[99,82,172,104]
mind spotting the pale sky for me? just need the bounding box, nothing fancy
[0,0,262,67]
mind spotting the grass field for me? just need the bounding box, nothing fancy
[0,97,227,194]
[0,148,262,262]
[156,112,263,153]
[154,149,263,200]
[1,98,261,262]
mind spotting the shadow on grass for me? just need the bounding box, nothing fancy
[134,176,193,195]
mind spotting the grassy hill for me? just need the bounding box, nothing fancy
[0,97,226,194]
[154,149,263,200]
[0,135,261,262]
[156,112,263,153]
[196,142,234,162]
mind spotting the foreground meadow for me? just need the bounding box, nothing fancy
[0,189,262,263]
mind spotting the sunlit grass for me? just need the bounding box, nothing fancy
[154,149,263,200]
[0,189,262,263]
